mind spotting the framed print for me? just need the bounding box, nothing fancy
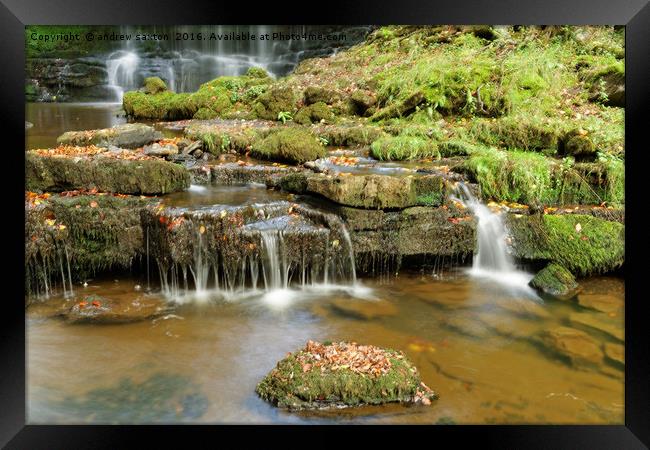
[2,0,648,447]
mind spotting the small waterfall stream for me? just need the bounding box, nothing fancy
[453,183,536,294]
[153,203,364,305]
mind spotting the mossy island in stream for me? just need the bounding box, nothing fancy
[256,340,437,410]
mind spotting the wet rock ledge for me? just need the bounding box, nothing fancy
[256,340,437,410]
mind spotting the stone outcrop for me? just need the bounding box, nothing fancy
[57,123,163,149]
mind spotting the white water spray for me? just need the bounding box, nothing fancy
[453,183,536,292]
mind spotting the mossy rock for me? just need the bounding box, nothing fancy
[256,340,437,410]
[123,91,198,120]
[252,86,299,120]
[26,152,190,195]
[316,125,385,147]
[507,213,624,276]
[306,173,445,209]
[303,86,339,105]
[245,66,270,79]
[143,77,168,95]
[57,123,163,149]
[251,128,326,164]
[529,263,581,300]
[370,135,439,161]
[349,90,377,116]
[278,172,310,194]
[293,102,335,125]
[370,91,426,121]
[559,129,596,159]
[25,194,159,293]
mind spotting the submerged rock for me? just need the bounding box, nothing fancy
[576,293,623,314]
[256,340,437,410]
[529,263,580,300]
[57,123,163,149]
[603,342,624,366]
[60,294,172,324]
[329,298,398,320]
[569,312,624,342]
[538,326,604,367]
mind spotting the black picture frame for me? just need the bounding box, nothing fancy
[2,0,648,447]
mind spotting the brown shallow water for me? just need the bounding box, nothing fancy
[27,271,624,424]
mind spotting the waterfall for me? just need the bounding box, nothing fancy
[106,51,140,102]
[151,203,363,304]
[452,183,535,292]
[91,26,371,102]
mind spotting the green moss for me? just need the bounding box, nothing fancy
[246,66,270,79]
[256,344,434,410]
[317,125,385,147]
[278,173,310,194]
[370,136,439,161]
[469,116,566,153]
[252,86,299,120]
[304,86,339,105]
[293,102,335,125]
[143,77,168,94]
[186,127,260,155]
[251,128,326,164]
[529,263,580,299]
[507,214,624,276]
[26,152,190,195]
[461,147,623,206]
[122,73,271,120]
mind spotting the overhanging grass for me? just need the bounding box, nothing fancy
[370,135,439,161]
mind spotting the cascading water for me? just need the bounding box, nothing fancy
[151,201,366,305]
[92,26,371,102]
[106,51,140,102]
[452,183,536,293]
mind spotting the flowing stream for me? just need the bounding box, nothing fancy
[453,183,536,295]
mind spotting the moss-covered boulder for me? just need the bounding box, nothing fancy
[25,193,159,297]
[57,123,163,149]
[251,128,326,164]
[293,102,335,125]
[558,129,596,159]
[585,63,625,107]
[123,91,198,120]
[143,76,168,95]
[314,124,385,147]
[349,90,377,116]
[26,150,190,195]
[506,213,624,276]
[529,263,581,300]
[245,66,270,79]
[304,86,339,105]
[256,340,437,410]
[306,173,446,209]
[252,86,299,120]
[370,135,439,161]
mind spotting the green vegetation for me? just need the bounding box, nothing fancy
[251,128,326,164]
[256,342,435,410]
[529,263,580,299]
[370,135,439,161]
[143,77,168,95]
[461,147,624,206]
[123,72,272,120]
[507,214,624,276]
